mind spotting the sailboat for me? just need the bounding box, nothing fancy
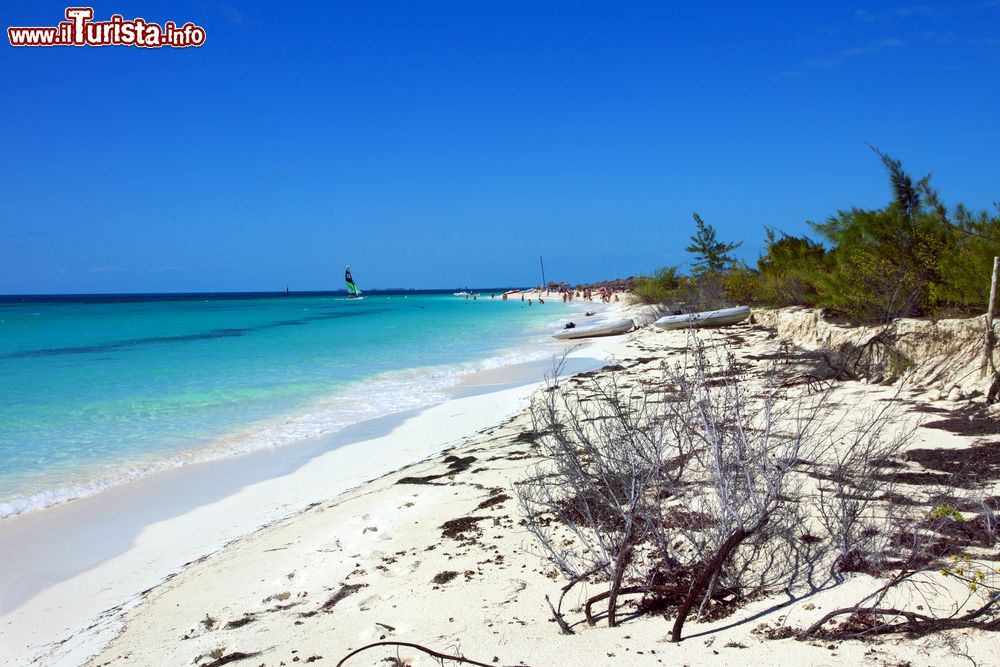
[345,265,364,300]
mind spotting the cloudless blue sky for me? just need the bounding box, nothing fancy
[2,1,999,293]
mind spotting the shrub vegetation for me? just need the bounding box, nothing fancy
[637,148,1000,321]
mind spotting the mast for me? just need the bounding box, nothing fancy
[539,255,546,290]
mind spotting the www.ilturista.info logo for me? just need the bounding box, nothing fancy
[8,7,206,48]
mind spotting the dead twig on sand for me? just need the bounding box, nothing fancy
[199,652,261,667]
[799,529,1000,640]
[546,561,610,634]
[335,641,498,667]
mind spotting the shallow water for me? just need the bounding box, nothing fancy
[0,291,582,517]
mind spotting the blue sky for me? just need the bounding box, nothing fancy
[2,1,999,293]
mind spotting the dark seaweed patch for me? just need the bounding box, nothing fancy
[512,430,542,444]
[397,455,477,485]
[223,615,256,630]
[442,455,476,473]
[320,583,363,611]
[440,516,488,541]
[432,571,459,585]
[475,493,511,511]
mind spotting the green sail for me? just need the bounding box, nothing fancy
[345,266,362,296]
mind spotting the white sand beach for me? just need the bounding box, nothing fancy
[4,304,999,667]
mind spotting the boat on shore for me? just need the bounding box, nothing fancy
[653,305,750,330]
[552,318,634,340]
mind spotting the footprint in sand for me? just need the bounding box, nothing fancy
[357,593,380,611]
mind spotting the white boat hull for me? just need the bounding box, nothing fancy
[553,318,634,340]
[654,306,751,330]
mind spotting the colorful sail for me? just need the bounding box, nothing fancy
[345,266,362,296]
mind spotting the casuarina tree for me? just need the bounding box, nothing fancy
[685,212,742,276]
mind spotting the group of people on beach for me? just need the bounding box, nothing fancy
[540,287,622,304]
[482,287,624,306]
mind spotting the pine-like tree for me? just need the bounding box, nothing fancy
[811,149,951,320]
[685,212,741,276]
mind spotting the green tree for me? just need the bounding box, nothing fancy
[810,148,952,320]
[685,212,742,276]
[933,202,1000,310]
[751,229,826,306]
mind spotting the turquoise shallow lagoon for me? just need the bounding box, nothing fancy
[0,291,579,517]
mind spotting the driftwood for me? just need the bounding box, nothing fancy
[335,641,497,667]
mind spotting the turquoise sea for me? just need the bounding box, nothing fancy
[0,291,582,518]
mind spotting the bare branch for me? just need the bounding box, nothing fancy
[336,641,497,667]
